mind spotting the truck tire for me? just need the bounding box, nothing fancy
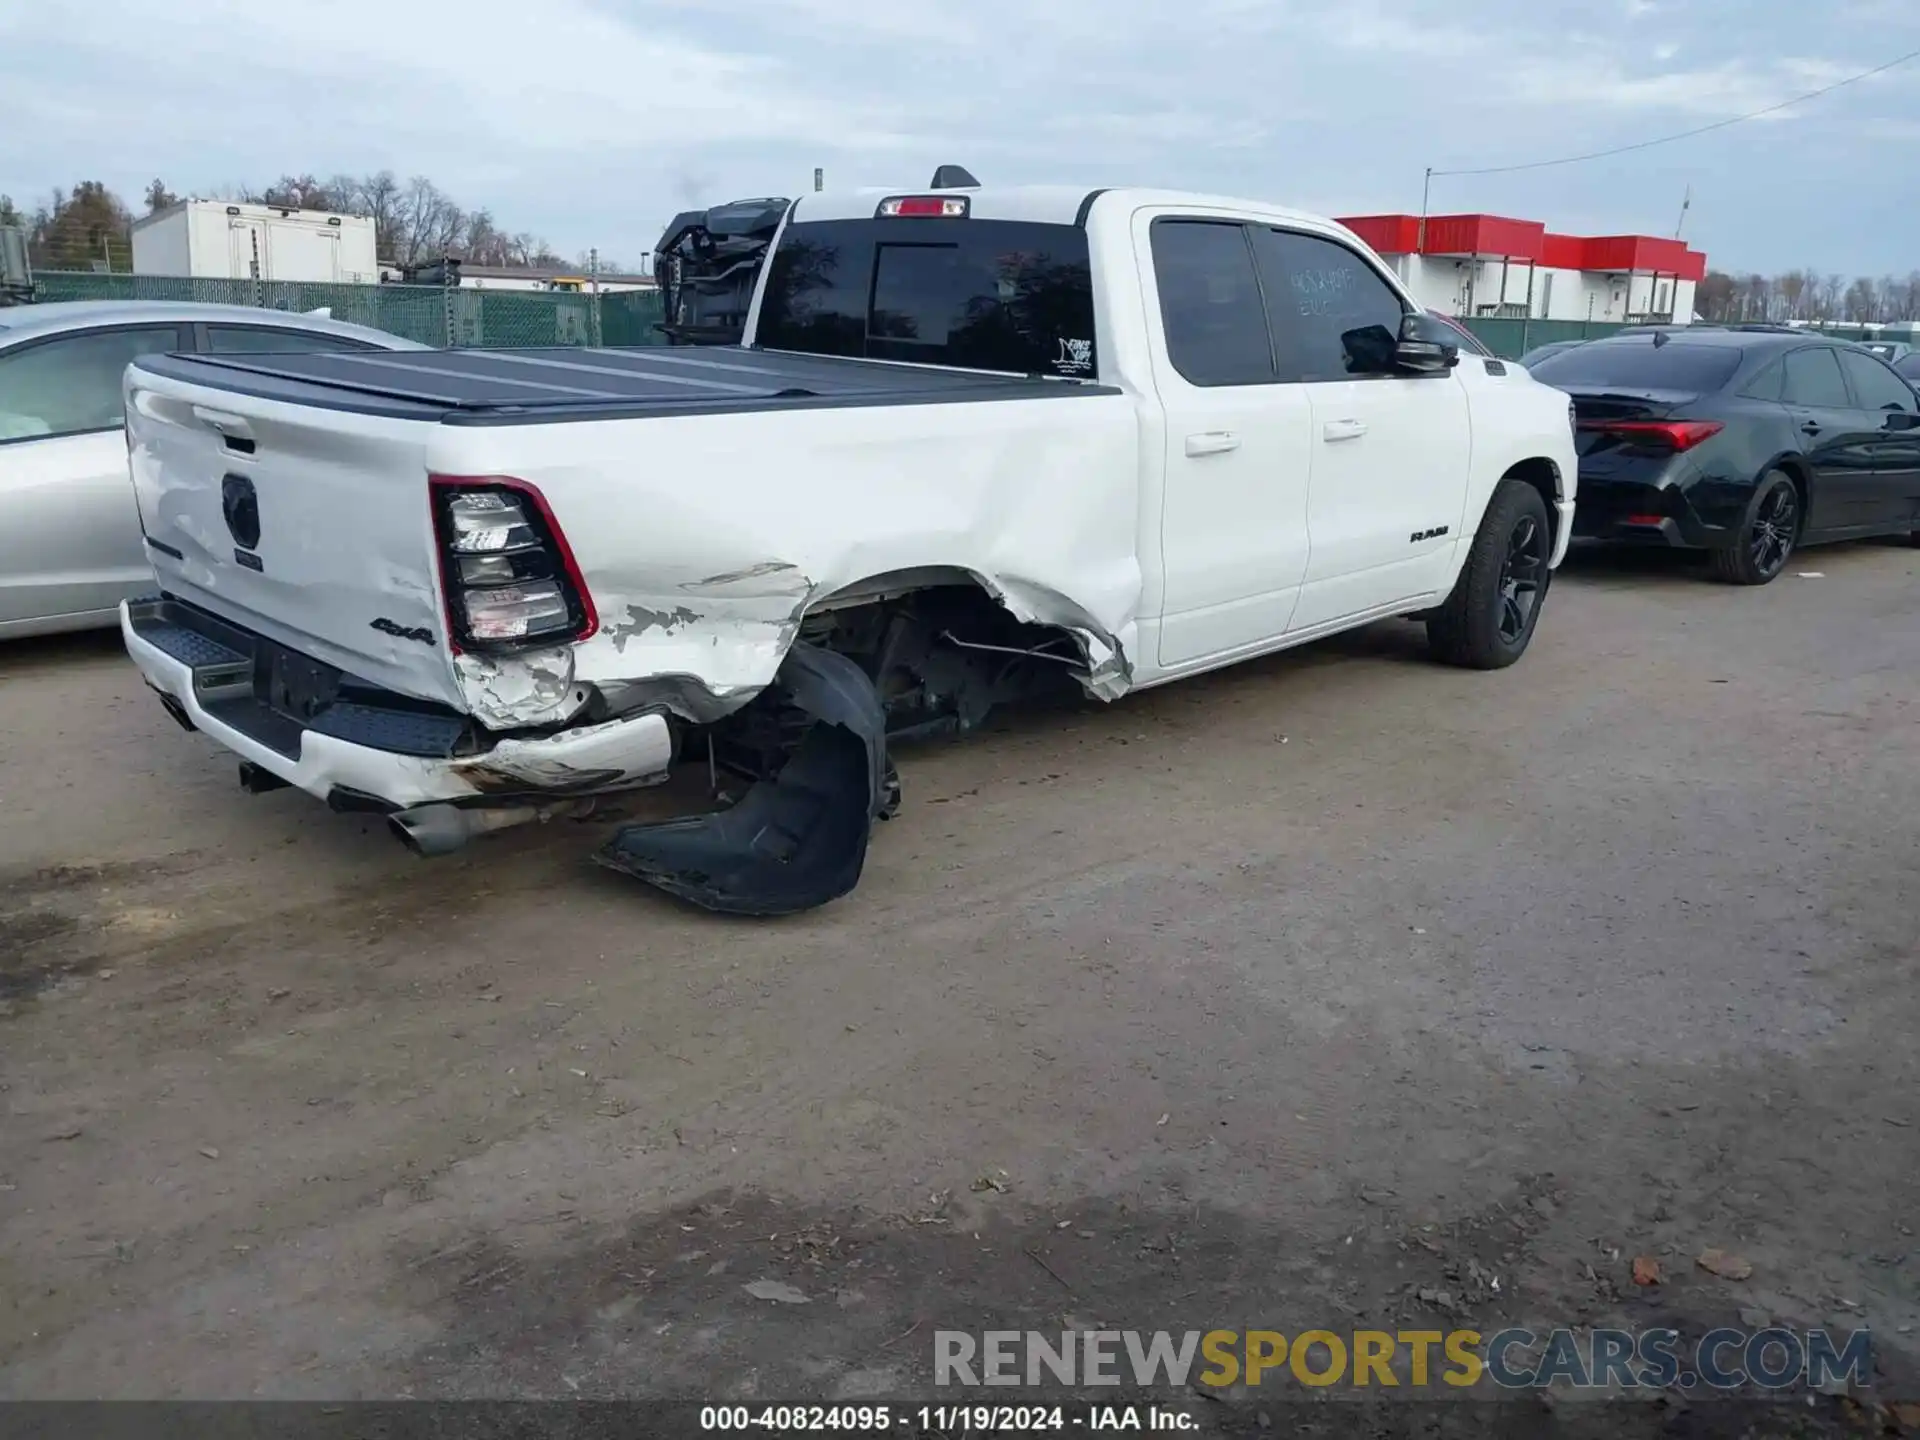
[1426,478,1551,670]
[1709,469,1799,585]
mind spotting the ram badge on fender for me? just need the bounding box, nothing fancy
[118,169,1578,915]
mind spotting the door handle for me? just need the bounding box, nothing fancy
[1322,418,1368,442]
[1184,431,1241,457]
[1801,421,1823,436]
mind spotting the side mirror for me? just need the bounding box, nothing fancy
[1884,408,1920,430]
[1393,312,1461,375]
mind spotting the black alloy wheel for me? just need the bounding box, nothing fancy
[1710,470,1800,585]
[1497,513,1546,644]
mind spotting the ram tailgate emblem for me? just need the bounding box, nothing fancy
[1409,525,1451,544]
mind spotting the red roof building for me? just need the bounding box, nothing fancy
[1336,212,1707,325]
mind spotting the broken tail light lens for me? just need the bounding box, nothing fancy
[429,476,598,652]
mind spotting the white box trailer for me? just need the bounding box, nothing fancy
[132,201,379,284]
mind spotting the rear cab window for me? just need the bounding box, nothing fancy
[755,216,1097,379]
[1528,340,1742,394]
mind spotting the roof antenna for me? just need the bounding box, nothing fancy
[929,165,979,190]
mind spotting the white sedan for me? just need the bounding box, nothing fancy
[0,300,424,639]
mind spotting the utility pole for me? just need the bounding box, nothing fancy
[1418,166,1432,254]
[1673,184,1691,240]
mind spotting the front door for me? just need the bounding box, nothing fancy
[1146,216,1314,668]
[1244,227,1471,632]
[1781,345,1881,533]
[1837,346,1920,526]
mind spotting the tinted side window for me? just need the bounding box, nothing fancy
[1781,347,1853,408]
[1250,229,1407,381]
[205,326,376,355]
[757,218,1098,378]
[0,326,186,443]
[1837,348,1916,412]
[1148,220,1273,387]
[1740,361,1784,402]
[1897,354,1920,381]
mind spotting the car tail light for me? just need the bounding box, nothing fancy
[1576,419,1724,452]
[877,195,969,218]
[429,476,597,652]
[1624,513,1668,526]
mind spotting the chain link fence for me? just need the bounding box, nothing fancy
[27,268,1639,359]
[26,271,665,350]
[1461,317,1631,358]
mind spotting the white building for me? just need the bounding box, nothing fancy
[132,201,380,285]
[1337,213,1706,326]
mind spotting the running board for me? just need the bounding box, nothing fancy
[594,643,894,917]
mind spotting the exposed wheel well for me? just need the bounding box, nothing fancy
[1502,458,1563,550]
[794,577,1088,741]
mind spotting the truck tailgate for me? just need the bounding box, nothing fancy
[126,368,464,710]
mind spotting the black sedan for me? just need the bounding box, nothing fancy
[1527,328,1920,583]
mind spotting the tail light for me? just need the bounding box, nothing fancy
[429,475,597,652]
[1576,419,1724,452]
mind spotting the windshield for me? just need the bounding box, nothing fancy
[1528,339,1742,393]
[756,217,1098,379]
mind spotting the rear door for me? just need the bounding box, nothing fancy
[1143,215,1313,667]
[0,323,186,629]
[1780,345,1880,532]
[1835,347,1920,527]
[1249,226,1470,631]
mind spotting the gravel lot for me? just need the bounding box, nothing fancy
[2,543,1916,1425]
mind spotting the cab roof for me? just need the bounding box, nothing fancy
[786,184,1348,235]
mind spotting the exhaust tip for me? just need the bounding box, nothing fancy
[387,804,472,859]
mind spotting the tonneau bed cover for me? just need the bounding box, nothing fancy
[132,345,1110,424]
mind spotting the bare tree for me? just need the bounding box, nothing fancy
[1819,272,1845,321]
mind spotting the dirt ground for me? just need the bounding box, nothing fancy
[2,544,1917,1426]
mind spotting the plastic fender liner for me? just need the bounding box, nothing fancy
[594,642,893,916]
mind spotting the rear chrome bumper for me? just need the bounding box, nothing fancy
[121,597,676,812]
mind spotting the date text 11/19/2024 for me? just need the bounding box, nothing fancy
[701,1404,1193,1432]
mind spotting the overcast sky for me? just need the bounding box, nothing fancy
[3,0,1916,278]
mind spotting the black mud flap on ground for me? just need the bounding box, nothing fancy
[594,643,893,917]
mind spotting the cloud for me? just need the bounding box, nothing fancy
[1,0,1914,277]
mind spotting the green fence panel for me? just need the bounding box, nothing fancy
[1460,317,1631,359]
[601,290,666,347]
[26,271,671,351]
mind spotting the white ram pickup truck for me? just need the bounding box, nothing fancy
[120,179,1578,915]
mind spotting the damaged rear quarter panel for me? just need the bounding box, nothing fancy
[426,393,1145,722]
